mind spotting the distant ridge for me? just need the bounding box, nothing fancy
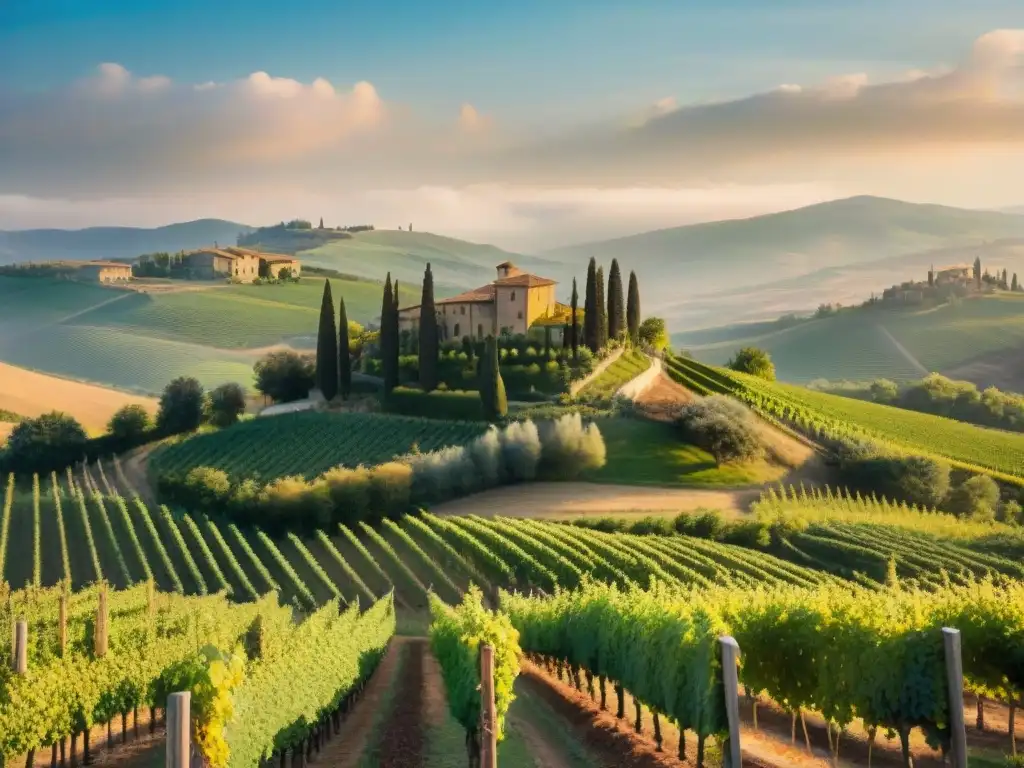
[0,219,255,265]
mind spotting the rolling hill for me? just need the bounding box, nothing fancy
[681,292,1024,388]
[297,229,573,293]
[0,275,419,394]
[549,196,1024,326]
[0,219,255,265]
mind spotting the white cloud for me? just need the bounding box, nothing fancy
[2,30,1024,240]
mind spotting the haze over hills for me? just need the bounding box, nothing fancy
[0,219,255,264]
[548,196,1024,323]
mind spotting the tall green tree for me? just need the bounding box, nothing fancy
[1013,273,1019,292]
[626,270,641,345]
[316,279,339,400]
[338,295,352,400]
[974,256,982,288]
[380,273,399,394]
[418,263,439,391]
[607,259,625,342]
[583,258,598,352]
[570,277,580,358]
[480,335,507,422]
[595,265,606,349]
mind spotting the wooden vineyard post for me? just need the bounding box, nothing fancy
[13,620,27,675]
[719,636,742,768]
[166,692,191,768]
[942,628,968,768]
[480,643,498,768]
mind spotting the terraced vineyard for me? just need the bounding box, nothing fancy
[576,348,652,400]
[150,411,488,481]
[666,353,1024,483]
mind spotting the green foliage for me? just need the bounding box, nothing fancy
[316,279,339,401]
[595,265,607,349]
[384,386,484,421]
[206,383,247,428]
[676,395,764,465]
[480,336,508,422]
[418,263,440,392]
[4,412,88,472]
[947,474,1001,519]
[584,258,598,352]
[152,411,485,483]
[607,259,625,342]
[727,346,776,381]
[223,595,394,766]
[157,377,206,434]
[626,270,640,345]
[107,404,152,441]
[429,588,521,748]
[576,348,650,403]
[338,295,352,400]
[380,273,399,395]
[638,316,668,351]
[253,351,316,404]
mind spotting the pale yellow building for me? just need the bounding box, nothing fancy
[78,261,133,283]
[183,248,260,280]
[398,262,558,341]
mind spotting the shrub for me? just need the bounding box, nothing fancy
[320,465,372,523]
[108,404,152,440]
[638,317,669,351]
[260,475,333,530]
[997,499,1024,525]
[837,450,951,509]
[536,413,607,479]
[946,474,1001,519]
[368,462,413,516]
[384,387,483,421]
[4,412,89,473]
[466,428,503,488]
[408,445,480,503]
[499,420,542,482]
[727,347,776,381]
[676,396,763,465]
[207,383,247,427]
[183,466,232,512]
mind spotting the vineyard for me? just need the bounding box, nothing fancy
[149,411,487,482]
[665,353,1024,482]
[4,456,1024,765]
[576,348,652,401]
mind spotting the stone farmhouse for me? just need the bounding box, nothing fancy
[78,261,133,283]
[399,261,561,341]
[182,246,301,280]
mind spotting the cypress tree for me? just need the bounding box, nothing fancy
[418,263,439,391]
[583,259,598,352]
[595,265,606,349]
[480,335,506,421]
[315,279,339,401]
[391,280,402,360]
[607,259,625,342]
[1014,273,1019,292]
[338,295,351,400]
[570,278,580,358]
[380,273,398,394]
[627,270,641,345]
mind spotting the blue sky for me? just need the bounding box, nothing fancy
[2,1,1024,242]
[4,0,1024,123]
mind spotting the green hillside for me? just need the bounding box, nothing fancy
[299,229,571,293]
[0,275,417,393]
[686,293,1024,385]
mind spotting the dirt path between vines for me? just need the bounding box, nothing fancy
[432,481,758,519]
[315,638,404,768]
[120,442,161,506]
[378,637,426,767]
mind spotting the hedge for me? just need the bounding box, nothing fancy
[382,387,484,421]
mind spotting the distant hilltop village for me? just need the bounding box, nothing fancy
[876,258,1020,308]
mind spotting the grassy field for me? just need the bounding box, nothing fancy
[298,230,568,293]
[0,274,418,393]
[584,417,787,487]
[690,293,1024,384]
[149,411,488,481]
[0,361,158,437]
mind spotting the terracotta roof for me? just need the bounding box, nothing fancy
[188,248,243,260]
[225,247,294,262]
[437,285,496,305]
[493,274,556,288]
[257,253,298,263]
[936,263,971,272]
[83,261,132,269]
[496,260,517,268]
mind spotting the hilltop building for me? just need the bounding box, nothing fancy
[78,261,133,283]
[398,262,560,341]
[182,246,301,280]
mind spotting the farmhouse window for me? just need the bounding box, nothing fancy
[517,311,524,320]
[478,323,483,337]
[510,291,516,301]
[461,306,466,315]
[454,323,460,337]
